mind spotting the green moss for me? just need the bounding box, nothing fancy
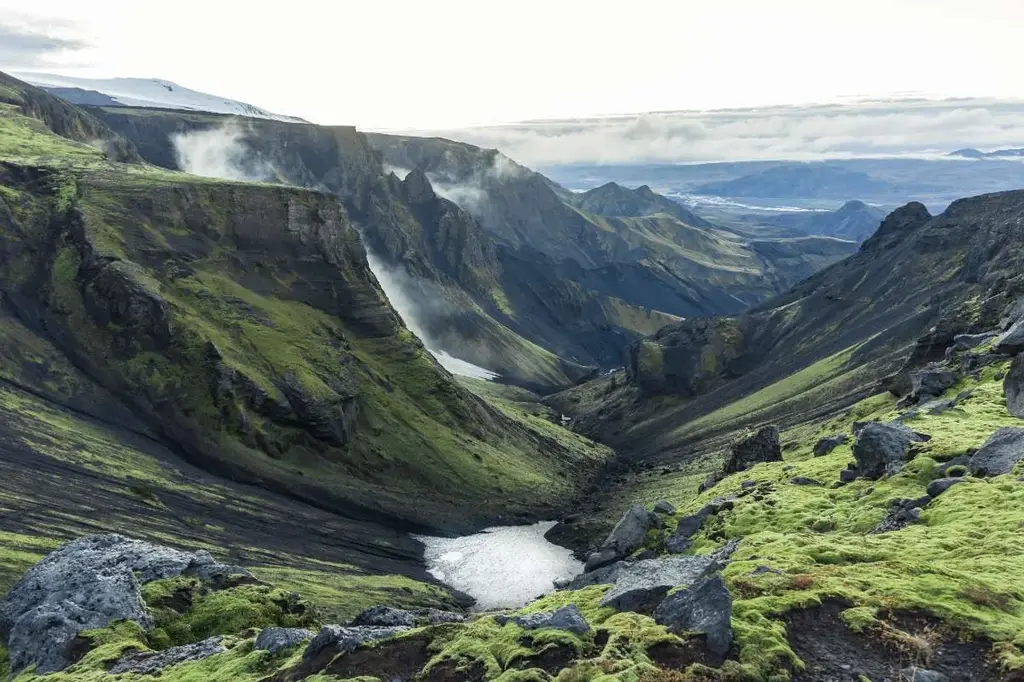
[0,642,9,680]
[143,578,317,648]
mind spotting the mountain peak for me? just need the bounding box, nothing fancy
[402,167,436,203]
[861,201,931,250]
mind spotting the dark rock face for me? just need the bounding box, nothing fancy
[585,504,653,570]
[495,605,590,635]
[926,477,967,498]
[872,498,928,533]
[303,625,408,662]
[109,637,226,674]
[997,318,1024,355]
[724,426,782,474]
[910,365,961,399]
[1006,355,1024,418]
[653,574,733,657]
[969,427,1024,476]
[813,434,849,456]
[952,332,999,351]
[628,318,746,397]
[852,423,927,479]
[598,556,717,612]
[0,534,248,674]
[255,627,314,654]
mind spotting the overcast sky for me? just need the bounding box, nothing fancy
[1,0,1022,129]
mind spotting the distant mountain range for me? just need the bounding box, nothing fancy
[11,72,305,123]
[749,200,888,242]
[949,147,1024,159]
[694,164,893,199]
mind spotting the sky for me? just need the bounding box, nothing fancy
[1,0,1023,130]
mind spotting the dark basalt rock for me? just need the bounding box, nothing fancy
[495,604,589,635]
[997,318,1024,355]
[813,433,849,456]
[910,364,961,400]
[598,555,717,612]
[852,422,928,479]
[653,574,733,657]
[724,426,782,474]
[584,504,653,570]
[255,627,314,655]
[926,477,967,498]
[871,497,931,533]
[790,477,823,487]
[0,534,249,675]
[952,331,999,351]
[303,625,408,662]
[653,500,677,515]
[969,427,1024,476]
[1005,355,1024,418]
[109,637,226,674]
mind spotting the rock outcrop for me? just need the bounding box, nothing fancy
[724,426,782,474]
[585,504,655,571]
[653,574,733,657]
[0,534,248,674]
[598,556,718,612]
[351,605,464,627]
[1006,355,1024,418]
[813,433,849,456]
[255,627,316,655]
[495,605,590,635]
[852,423,928,479]
[109,637,227,675]
[969,427,1024,476]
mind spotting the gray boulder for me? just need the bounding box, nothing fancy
[599,555,716,612]
[665,508,712,554]
[653,574,732,657]
[813,434,849,456]
[1006,355,1024,418]
[789,477,823,486]
[997,318,1024,355]
[911,365,960,399]
[109,637,226,675]
[653,500,677,515]
[495,604,589,635]
[303,625,408,661]
[585,504,653,570]
[254,627,314,654]
[926,477,967,498]
[0,534,249,674]
[566,561,626,590]
[852,422,928,479]
[724,426,782,474]
[839,468,859,483]
[969,427,1024,476]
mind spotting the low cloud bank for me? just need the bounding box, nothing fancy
[407,98,1024,167]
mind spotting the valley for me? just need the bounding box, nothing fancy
[1,68,1023,682]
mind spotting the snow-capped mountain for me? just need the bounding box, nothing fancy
[11,72,305,123]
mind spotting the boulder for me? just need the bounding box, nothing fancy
[839,468,859,483]
[910,365,961,399]
[969,427,1024,476]
[926,477,967,498]
[665,508,712,554]
[653,500,677,515]
[724,426,782,474]
[813,434,849,456]
[997,318,1024,355]
[1005,355,1024,418]
[789,477,823,487]
[351,605,463,627]
[303,625,408,661]
[653,574,733,657]
[599,556,716,612]
[852,422,928,479]
[0,534,249,675]
[109,637,226,675]
[255,626,314,654]
[495,604,589,635]
[586,504,653,570]
[566,561,626,590]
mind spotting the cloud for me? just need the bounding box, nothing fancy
[0,21,87,67]
[171,121,274,182]
[410,98,1024,167]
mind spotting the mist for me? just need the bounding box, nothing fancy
[170,122,499,381]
